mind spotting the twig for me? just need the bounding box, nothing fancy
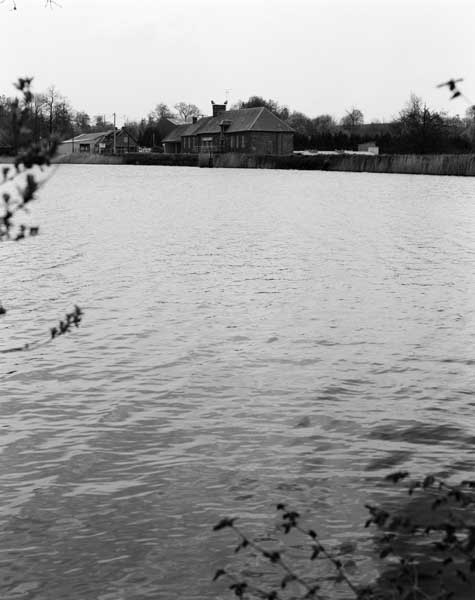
[0,305,83,354]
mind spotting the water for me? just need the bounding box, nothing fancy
[0,165,474,599]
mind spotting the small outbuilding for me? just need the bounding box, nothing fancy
[357,142,379,155]
[58,128,138,155]
[100,128,138,154]
[57,131,112,155]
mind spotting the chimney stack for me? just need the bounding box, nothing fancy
[211,100,227,117]
[192,116,198,124]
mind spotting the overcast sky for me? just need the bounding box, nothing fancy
[1,0,474,124]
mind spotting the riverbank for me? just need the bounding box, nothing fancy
[52,153,123,165]
[125,151,475,176]
[4,151,473,176]
[213,152,475,176]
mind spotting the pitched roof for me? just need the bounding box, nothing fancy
[183,107,294,135]
[168,118,189,126]
[161,107,294,145]
[162,123,193,143]
[157,117,188,126]
[60,127,138,145]
[60,131,113,144]
[101,127,138,144]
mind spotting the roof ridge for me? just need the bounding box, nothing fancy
[248,106,265,130]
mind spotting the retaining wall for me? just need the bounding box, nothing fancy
[41,151,475,176]
[213,152,475,176]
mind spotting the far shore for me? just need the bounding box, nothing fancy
[2,152,475,176]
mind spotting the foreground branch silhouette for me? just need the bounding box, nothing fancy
[0,77,83,354]
[0,0,61,10]
[214,473,475,600]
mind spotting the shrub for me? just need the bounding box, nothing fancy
[213,473,475,600]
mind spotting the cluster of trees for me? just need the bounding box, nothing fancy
[0,84,117,152]
[0,84,204,152]
[1,83,474,155]
[285,95,475,154]
[229,94,474,154]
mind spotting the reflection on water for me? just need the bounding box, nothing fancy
[0,166,474,599]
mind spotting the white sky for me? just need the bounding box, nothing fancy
[1,0,474,124]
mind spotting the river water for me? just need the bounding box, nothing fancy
[0,165,474,599]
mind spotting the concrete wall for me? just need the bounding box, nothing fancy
[52,153,123,164]
[52,151,475,175]
[123,152,198,166]
[214,152,475,176]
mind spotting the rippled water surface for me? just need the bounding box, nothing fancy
[1,165,474,599]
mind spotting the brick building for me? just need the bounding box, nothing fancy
[162,102,294,155]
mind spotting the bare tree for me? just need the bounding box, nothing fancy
[466,105,475,121]
[174,102,201,121]
[340,107,364,130]
[312,114,337,135]
[149,102,174,121]
[45,85,59,135]
[74,111,91,133]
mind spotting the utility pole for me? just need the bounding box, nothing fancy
[113,112,117,155]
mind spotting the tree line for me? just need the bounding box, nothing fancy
[1,83,474,154]
[235,94,475,154]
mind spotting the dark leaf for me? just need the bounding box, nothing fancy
[213,517,236,531]
[264,551,281,564]
[456,569,468,582]
[280,573,296,589]
[212,569,226,581]
[311,545,320,560]
[423,475,435,488]
[385,471,409,484]
[308,529,317,539]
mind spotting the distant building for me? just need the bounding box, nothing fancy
[58,128,138,155]
[100,128,138,154]
[162,102,294,155]
[159,124,190,154]
[57,131,111,155]
[156,117,188,141]
[357,142,379,155]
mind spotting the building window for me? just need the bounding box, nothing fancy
[241,135,245,148]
